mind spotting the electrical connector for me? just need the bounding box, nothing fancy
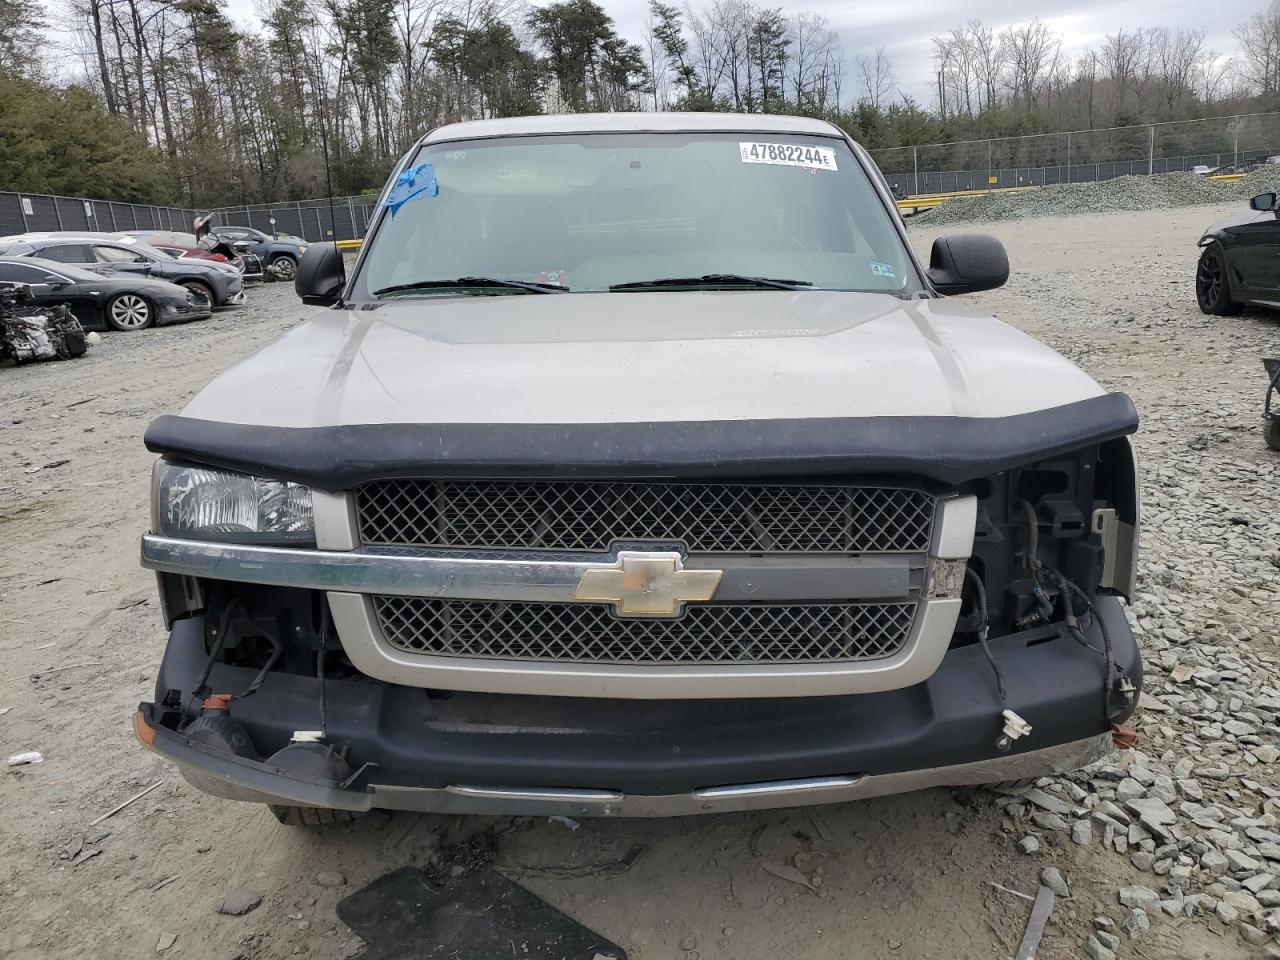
[995,709,1032,752]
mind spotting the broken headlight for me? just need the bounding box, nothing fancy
[152,461,314,545]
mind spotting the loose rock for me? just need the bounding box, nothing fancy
[216,889,263,916]
[1040,867,1069,897]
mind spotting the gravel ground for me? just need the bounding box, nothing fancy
[1,204,1278,960]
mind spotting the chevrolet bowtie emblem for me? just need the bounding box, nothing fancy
[574,551,723,617]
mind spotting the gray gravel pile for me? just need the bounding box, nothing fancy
[1231,167,1280,198]
[920,172,1231,225]
[992,407,1280,955]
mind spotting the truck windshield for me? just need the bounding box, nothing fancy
[352,132,918,298]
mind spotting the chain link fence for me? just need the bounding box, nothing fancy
[870,112,1280,196]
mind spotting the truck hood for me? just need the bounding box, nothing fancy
[179,291,1105,428]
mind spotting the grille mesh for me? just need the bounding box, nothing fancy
[373,596,916,664]
[356,480,934,554]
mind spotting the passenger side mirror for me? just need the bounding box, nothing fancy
[1250,192,1278,212]
[926,233,1009,295]
[295,242,345,306]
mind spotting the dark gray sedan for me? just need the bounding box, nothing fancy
[0,234,245,307]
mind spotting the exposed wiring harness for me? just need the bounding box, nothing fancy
[1018,500,1126,719]
[965,567,1007,705]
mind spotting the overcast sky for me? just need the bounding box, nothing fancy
[214,0,1261,105]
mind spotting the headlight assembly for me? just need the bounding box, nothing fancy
[153,461,314,545]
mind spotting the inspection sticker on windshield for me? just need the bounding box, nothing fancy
[739,142,838,171]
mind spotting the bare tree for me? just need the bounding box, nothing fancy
[786,11,831,111]
[854,46,893,109]
[1234,0,1280,95]
[641,9,669,108]
[1102,29,1145,110]
[1195,52,1235,103]
[969,19,1003,114]
[1002,18,1059,108]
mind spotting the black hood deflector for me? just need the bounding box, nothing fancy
[144,392,1138,490]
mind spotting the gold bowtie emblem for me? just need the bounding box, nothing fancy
[574,551,723,618]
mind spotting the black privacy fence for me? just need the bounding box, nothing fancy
[0,192,202,237]
[0,193,378,244]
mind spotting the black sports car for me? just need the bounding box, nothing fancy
[0,257,212,331]
[0,234,244,307]
[1196,192,1280,314]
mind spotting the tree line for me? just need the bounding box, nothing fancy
[3,0,1280,206]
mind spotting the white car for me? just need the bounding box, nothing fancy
[135,113,1142,825]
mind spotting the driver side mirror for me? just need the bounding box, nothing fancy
[42,274,68,285]
[1250,192,1278,212]
[295,242,345,306]
[927,233,1009,295]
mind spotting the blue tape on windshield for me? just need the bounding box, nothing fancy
[383,163,438,216]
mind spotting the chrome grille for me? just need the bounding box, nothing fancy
[373,596,916,664]
[356,480,934,553]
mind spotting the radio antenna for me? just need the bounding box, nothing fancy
[318,107,347,290]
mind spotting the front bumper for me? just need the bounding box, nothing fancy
[158,301,213,325]
[214,278,245,306]
[238,254,265,279]
[138,595,1140,816]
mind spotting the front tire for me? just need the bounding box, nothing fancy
[105,293,154,331]
[268,255,297,281]
[1196,245,1240,315]
[1266,417,1280,452]
[268,804,363,827]
[180,280,215,306]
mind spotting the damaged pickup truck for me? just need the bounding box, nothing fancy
[136,113,1142,825]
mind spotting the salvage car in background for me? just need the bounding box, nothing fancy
[0,257,211,331]
[0,234,244,308]
[136,113,1141,827]
[1196,192,1280,314]
[205,225,307,280]
[126,230,265,280]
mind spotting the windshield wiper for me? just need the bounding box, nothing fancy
[374,276,568,296]
[609,274,812,292]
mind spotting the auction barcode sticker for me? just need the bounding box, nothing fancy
[739,142,838,171]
